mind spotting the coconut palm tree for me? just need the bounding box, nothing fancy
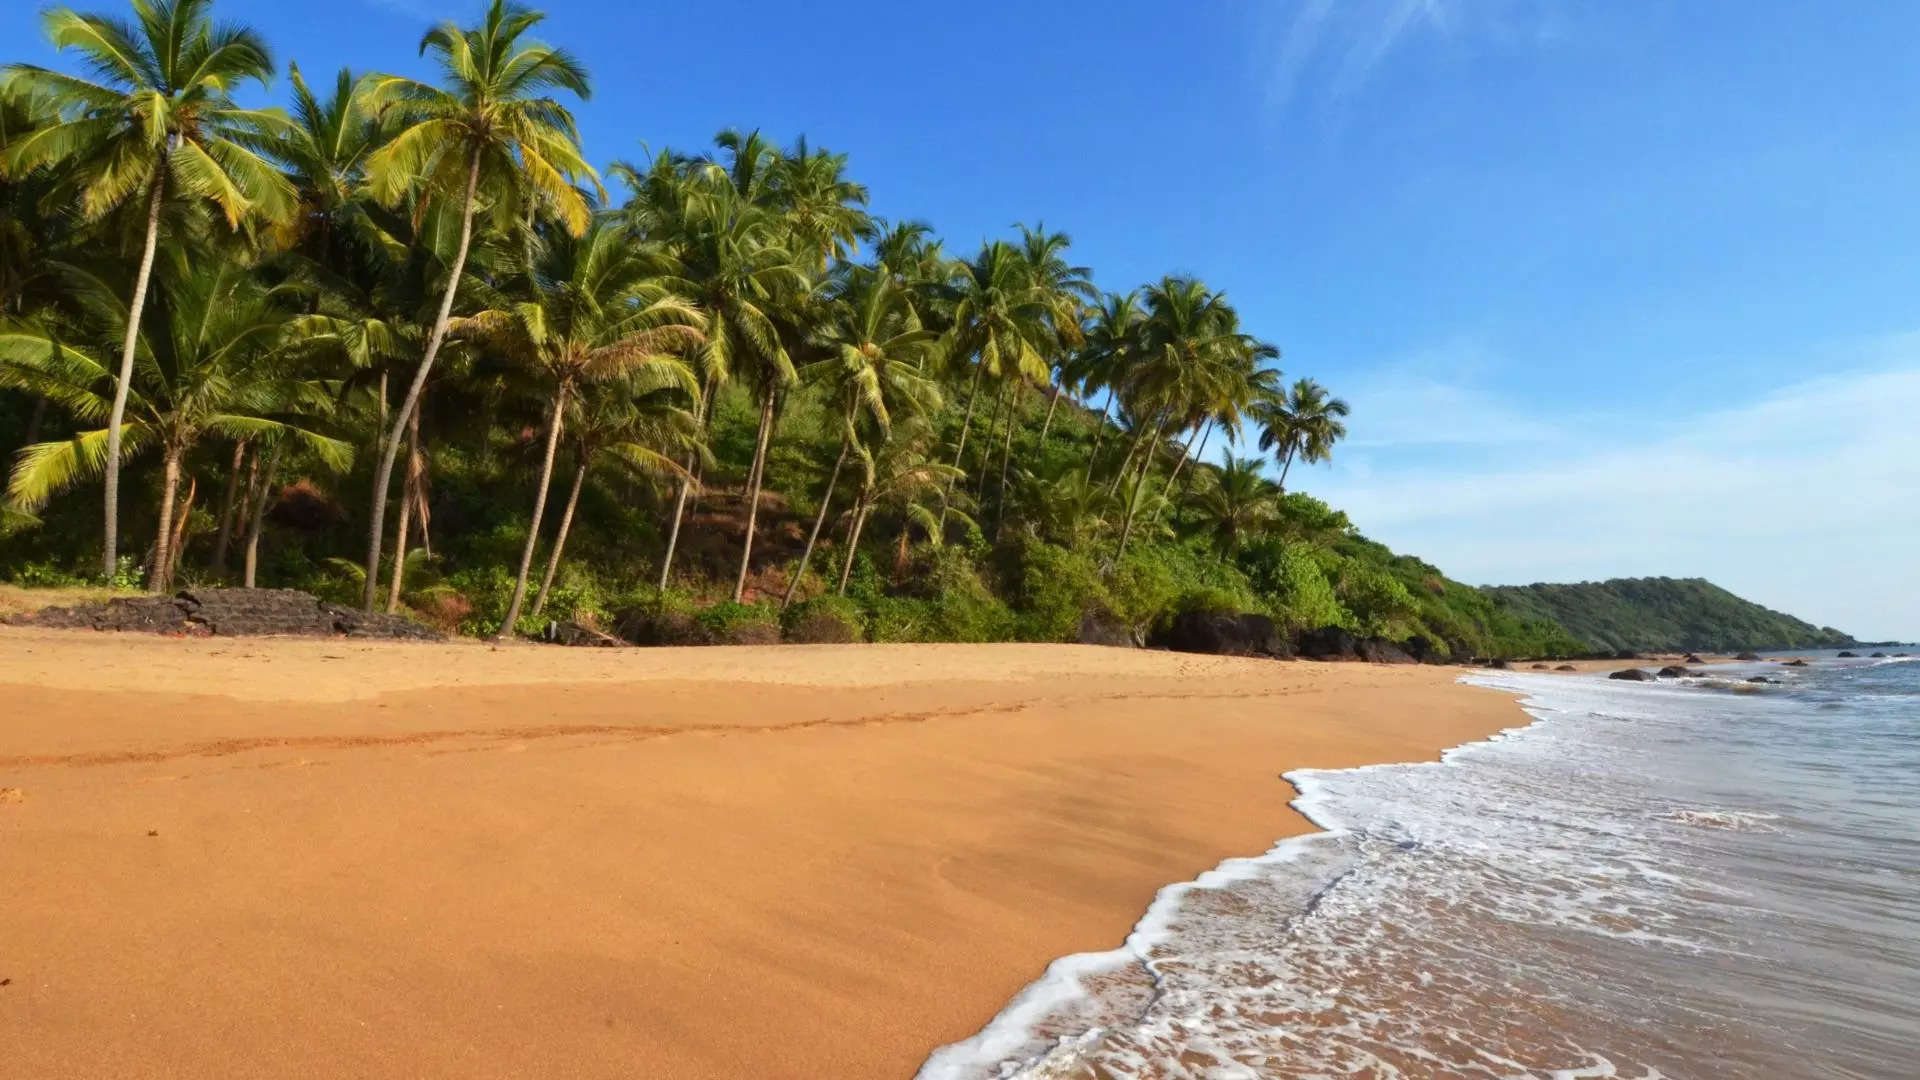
[452,217,701,636]
[837,421,968,594]
[355,0,596,609]
[1017,224,1094,456]
[939,239,1051,526]
[0,0,297,578]
[274,63,390,267]
[781,268,941,608]
[528,376,703,619]
[1257,377,1350,491]
[1188,454,1279,555]
[0,254,350,589]
[1073,290,1143,483]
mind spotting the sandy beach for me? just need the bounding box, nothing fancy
[0,629,1520,1078]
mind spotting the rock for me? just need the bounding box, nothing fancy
[1485,658,1511,670]
[1294,625,1358,660]
[1608,668,1654,681]
[1747,676,1772,684]
[1656,665,1694,678]
[1785,659,1809,667]
[1870,652,1887,658]
[1400,635,1442,663]
[1555,664,1577,671]
[538,620,620,647]
[1683,653,1705,664]
[1531,663,1549,670]
[1076,610,1139,649]
[612,607,707,646]
[1156,612,1291,659]
[1836,651,1858,658]
[1356,638,1413,664]
[7,588,441,641]
[1735,651,1762,661]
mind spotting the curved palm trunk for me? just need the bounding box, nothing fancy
[1037,383,1062,451]
[165,477,195,585]
[149,445,184,593]
[1113,445,1157,564]
[497,382,569,638]
[1276,445,1298,493]
[1106,424,1151,500]
[531,459,587,619]
[211,440,248,576]
[975,379,1012,499]
[782,434,849,609]
[362,147,482,609]
[657,375,715,591]
[242,443,283,589]
[102,173,166,581]
[1166,420,1209,495]
[1083,387,1115,484]
[992,383,1021,537]
[938,361,986,528]
[836,494,872,595]
[731,392,777,603]
[385,408,422,613]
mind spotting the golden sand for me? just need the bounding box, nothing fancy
[0,629,1521,1078]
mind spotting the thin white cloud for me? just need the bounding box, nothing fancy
[1300,364,1920,640]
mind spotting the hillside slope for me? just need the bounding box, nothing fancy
[1482,577,1853,652]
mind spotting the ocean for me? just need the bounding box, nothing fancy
[917,652,1920,1079]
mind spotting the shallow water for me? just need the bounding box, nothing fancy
[919,653,1920,1079]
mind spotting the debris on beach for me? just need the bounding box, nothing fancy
[3,588,443,641]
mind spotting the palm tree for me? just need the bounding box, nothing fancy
[0,254,350,589]
[837,421,967,594]
[940,239,1050,526]
[453,217,701,636]
[1188,455,1279,555]
[529,376,703,619]
[1073,291,1143,483]
[1016,224,1093,457]
[1257,377,1350,491]
[274,63,390,269]
[355,0,596,609]
[0,0,297,579]
[781,268,940,608]
[773,136,870,274]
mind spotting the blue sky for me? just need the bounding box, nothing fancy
[5,0,1915,638]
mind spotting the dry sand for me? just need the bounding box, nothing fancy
[0,629,1522,1078]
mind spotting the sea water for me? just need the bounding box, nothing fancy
[918,653,1920,1079]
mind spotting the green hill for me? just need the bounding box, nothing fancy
[1480,577,1854,653]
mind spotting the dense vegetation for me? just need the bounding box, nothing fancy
[1484,578,1855,653]
[0,1,1771,663]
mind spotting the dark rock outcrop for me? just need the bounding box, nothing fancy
[1294,625,1357,660]
[1683,653,1705,664]
[1155,612,1291,658]
[1531,663,1549,670]
[1870,652,1887,658]
[1609,668,1654,681]
[6,588,441,641]
[1400,635,1442,664]
[1656,665,1693,678]
[1735,651,1762,661]
[1836,651,1858,658]
[1555,664,1577,671]
[612,607,706,646]
[1785,659,1809,667]
[1356,638,1413,664]
[1077,610,1139,649]
[1747,676,1772,684]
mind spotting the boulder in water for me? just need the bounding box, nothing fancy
[1735,651,1762,661]
[1747,675,1772,684]
[1555,664,1577,671]
[1609,668,1654,681]
[1785,659,1810,667]
[1836,651,1858,658]
[1656,665,1693,678]
[1683,653,1705,664]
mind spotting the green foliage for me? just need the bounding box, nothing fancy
[781,594,863,643]
[1236,538,1347,630]
[1004,538,1111,642]
[696,600,780,644]
[1335,562,1418,637]
[1106,540,1258,633]
[8,560,86,589]
[1483,577,1856,652]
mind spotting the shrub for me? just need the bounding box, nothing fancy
[782,595,864,644]
[915,547,1015,642]
[696,600,780,645]
[1337,561,1418,637]
[866,595,932,642]
[1239,539,1348,630]
[1006,539,1111,642]
[8,561,86,589]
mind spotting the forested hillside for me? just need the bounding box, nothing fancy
[1482,578,1854,653]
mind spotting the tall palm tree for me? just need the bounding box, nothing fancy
[355,0,596,609]
[940,239,1050,526]
[0,0,296,578]
[773,136,870,274]
[529,375,703,619]
[274,63,390,268]
[0,254,350,589]
[1257,377,1350,491]
[837,420,967,594]
[453,217,701,636]
[1016,223,1093,456]
[1073,290,1143,482]
[781,268,940,608]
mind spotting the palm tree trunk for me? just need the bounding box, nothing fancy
[102,172,166,581]
[1166,420,1208,493]
[362,147,482,609]
[531,459,587,619]
[657,375,715,591]
[165,477,195,586]
[1114,446,1157,564]
[242,443,283,589]
[836,495,871,595]
[1037,383,1062,451]
[1276,445,1297,493]
[497,382,569,638]
[992,383,1021,537]
[939,361,986,527]
[211,440,248,576]
[150,444,184,593]
[384,416,416,614]
[782,433,849,609]
[1083,387,1115,483]
[1107,424,1150,499]
[732,392,777,603]
[974,380,1009,499]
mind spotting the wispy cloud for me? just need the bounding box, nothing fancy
[1301,362,1920,639]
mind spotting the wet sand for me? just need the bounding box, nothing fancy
[0,630,1521,1078]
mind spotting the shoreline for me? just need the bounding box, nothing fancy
[0,630,1524,1078]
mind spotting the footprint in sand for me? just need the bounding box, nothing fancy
[0,787,25,804]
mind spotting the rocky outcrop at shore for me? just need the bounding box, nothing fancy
[1609,668,1654,681]
[1153,611,1292,659]
[4,588,442,641]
